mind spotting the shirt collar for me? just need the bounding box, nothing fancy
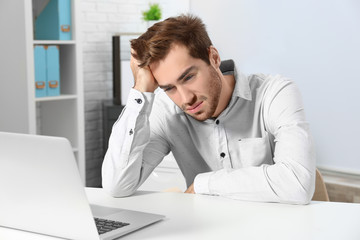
[231,61,252,101]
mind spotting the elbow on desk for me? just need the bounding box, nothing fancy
[101,169,140,197]
[276,173,315,205]
[103,184,136,198]
[102,180,138,198]
[282,188,313,205]
[265,162,316,205]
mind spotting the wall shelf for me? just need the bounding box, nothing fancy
[35,94,77,102]
[33,40,76,45]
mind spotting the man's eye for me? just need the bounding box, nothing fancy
[184,74,193,81]
[164,87,174,92]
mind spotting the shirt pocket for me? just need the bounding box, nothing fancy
[233,134,273,168]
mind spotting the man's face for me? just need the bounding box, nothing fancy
[150,44,222,121]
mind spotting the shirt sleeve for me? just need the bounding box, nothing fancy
[102,88,170,197]
[194,77,316,204]
[194,172,211,193]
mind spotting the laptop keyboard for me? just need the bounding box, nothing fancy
[94,217,130,235]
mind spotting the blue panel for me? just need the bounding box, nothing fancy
[46,46,60,96]
[35,0,59,40]
[35,0,72,40]
[34,46,47,97]
[58,0,72,40]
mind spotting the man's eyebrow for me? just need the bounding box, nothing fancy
[177,66,197,82]
[158,66,197,89]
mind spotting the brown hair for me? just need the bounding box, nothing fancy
[130,14,212,68]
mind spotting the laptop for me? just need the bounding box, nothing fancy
[0,132,164,240]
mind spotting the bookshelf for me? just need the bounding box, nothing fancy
[0,0,85,182]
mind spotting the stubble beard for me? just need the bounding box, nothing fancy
[182,66,222,121]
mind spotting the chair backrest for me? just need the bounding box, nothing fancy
[312,169,330,201]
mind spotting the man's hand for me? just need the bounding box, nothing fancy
[184,183,195,194]
[130,49,158,93]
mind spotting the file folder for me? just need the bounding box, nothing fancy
[35,0,72,40]
[46,46,60,96]
[34,46,47,98]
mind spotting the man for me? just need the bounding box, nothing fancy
[102,15,315,204]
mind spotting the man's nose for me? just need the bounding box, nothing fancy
[178,87,196,105]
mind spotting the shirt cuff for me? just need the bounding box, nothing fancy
[194,172,213,194]
[126,88,155,114]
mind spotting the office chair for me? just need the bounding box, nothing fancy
[312,169,330,201]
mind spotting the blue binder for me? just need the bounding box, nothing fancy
[34,46,47,98]
[46,46,60,96]
[35,0,72,40]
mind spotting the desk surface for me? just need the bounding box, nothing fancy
[87,188,360,240]
[1,188,360,240]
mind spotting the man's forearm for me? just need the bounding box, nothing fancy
[102,89,155,197]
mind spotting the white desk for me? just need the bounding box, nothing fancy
[1,188,360,239]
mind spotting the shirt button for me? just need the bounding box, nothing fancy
[129,129,133,135]
[135,98,142,104]
[215,120,220,125]
[220,152,226,158]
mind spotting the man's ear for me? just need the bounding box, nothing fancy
[208,46,221,68]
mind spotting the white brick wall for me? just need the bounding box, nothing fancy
[81,0,189,186]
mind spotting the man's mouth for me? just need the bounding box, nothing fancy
[186,101,203,114]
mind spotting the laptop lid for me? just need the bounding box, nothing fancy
[0,132,99,239]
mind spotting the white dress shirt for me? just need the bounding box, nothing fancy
[102,62,316,204]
